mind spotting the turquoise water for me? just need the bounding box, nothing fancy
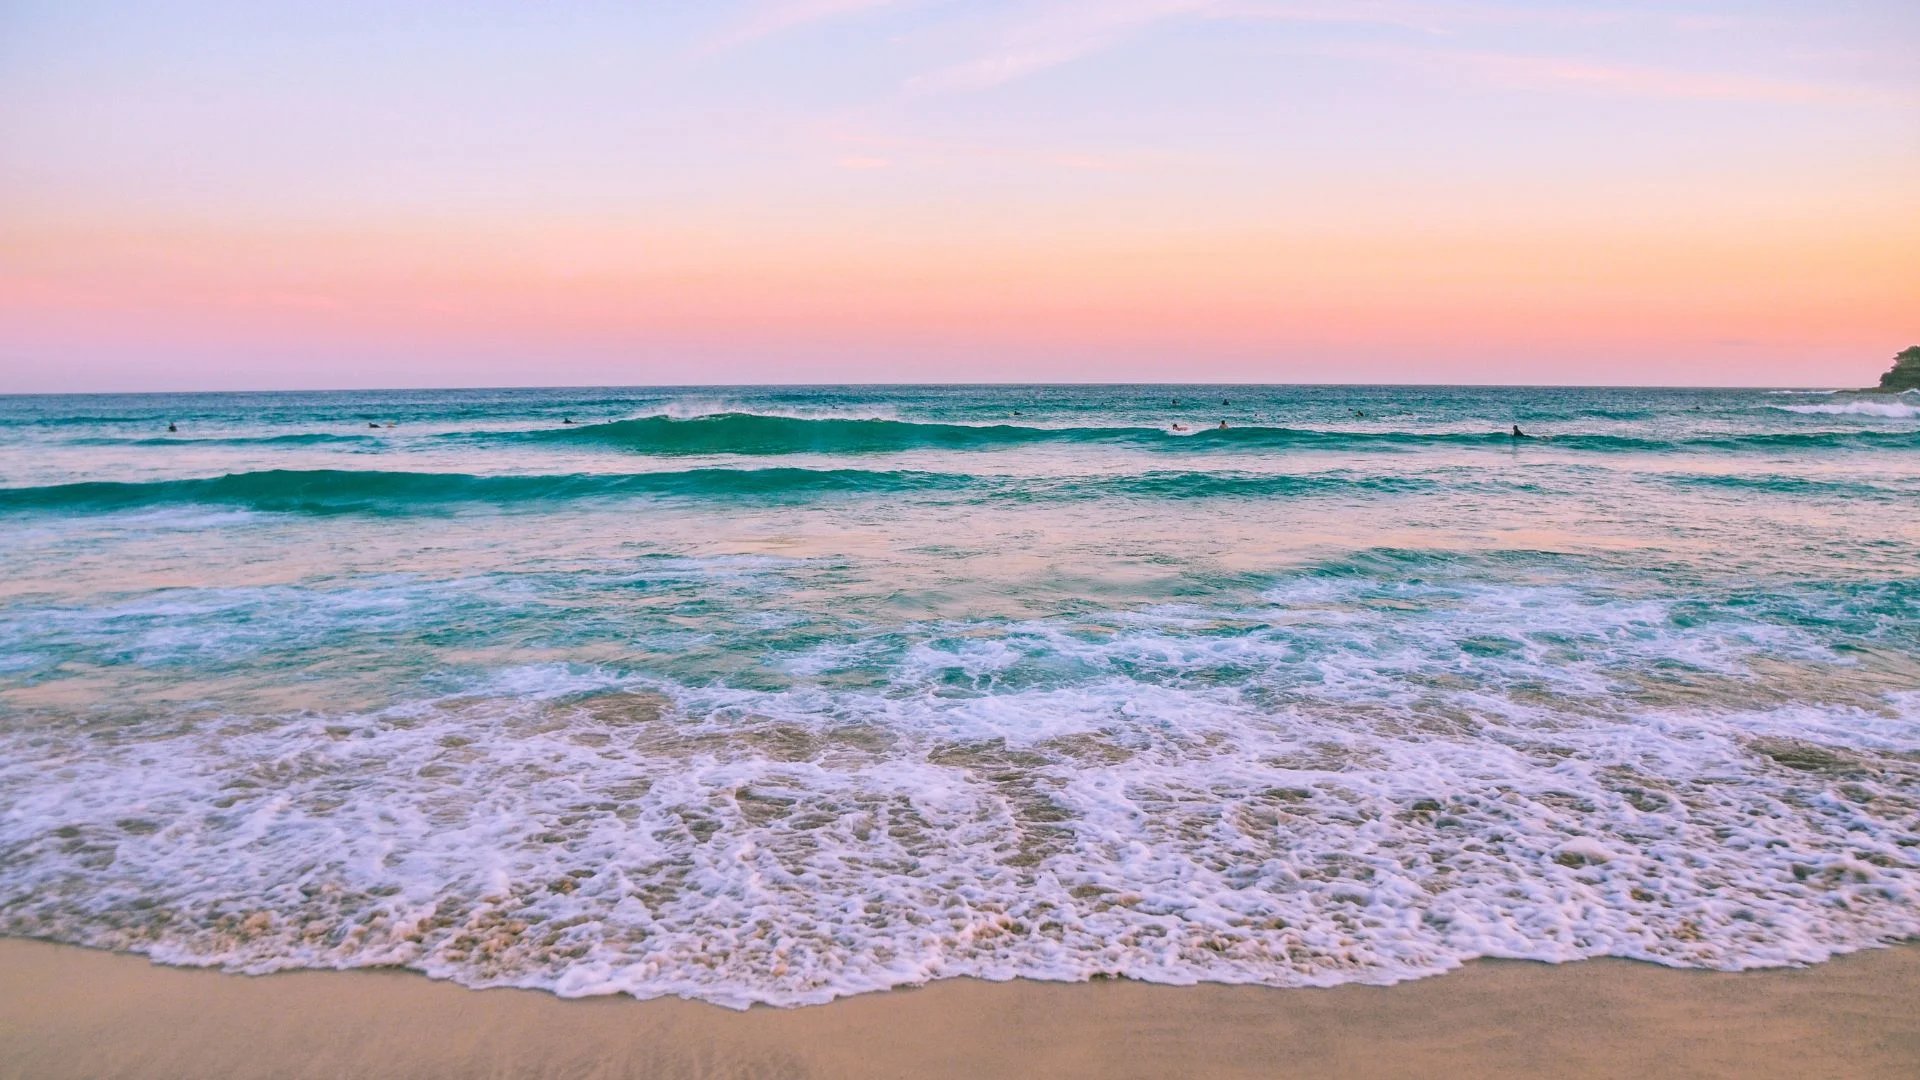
[2,384,1917,1006]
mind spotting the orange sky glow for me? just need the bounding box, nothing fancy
[3,2,1916,389]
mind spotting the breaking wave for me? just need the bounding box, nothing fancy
[1775,401,1920,419]
[0,467,1447,515]
[512,412,1920,455]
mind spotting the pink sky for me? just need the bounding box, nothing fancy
[3,1,1916,390]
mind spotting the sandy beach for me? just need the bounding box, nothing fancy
[1,937,1915,1079]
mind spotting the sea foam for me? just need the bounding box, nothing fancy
[3,576,1916,1008]
[1775,401,1920,418]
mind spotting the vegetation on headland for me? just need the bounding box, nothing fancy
[1875,346,1920,391]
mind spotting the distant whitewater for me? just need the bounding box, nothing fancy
[1,385,1917,1007]
[1775,400,1920,419]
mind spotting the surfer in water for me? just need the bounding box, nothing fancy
[167,422,177,433]
[562,417,575,424]
[1171,423,1188,432]
[1512,424,1529,438]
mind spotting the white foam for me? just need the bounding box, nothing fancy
[3,583,1916,1008]
[651,399,904,422]
[1775,401,1920,418]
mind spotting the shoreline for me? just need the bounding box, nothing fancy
[4,937,1918,1078]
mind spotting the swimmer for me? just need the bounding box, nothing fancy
[1219,420,1229,429]
[1171,423,1188,432]
[167,422,177,433]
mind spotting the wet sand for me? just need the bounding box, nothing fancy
[2,937,1916,1079]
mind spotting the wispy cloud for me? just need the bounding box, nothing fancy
[1216,0,1759,34]
[703,0,904,54]
[703,0,1861,107]
[900,0,1755,95]
[908,0,1217,94]
[1345,43,1893,104]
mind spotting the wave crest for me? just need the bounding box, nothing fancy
[0,468,971,514]
[0,467,1446,514]
[520,412,1920,455]
[1775,401,1920,419]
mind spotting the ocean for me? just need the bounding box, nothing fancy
[1,383,1917,1008]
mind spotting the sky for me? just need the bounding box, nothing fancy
[2,1,1916,391]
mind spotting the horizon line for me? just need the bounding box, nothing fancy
[0,379,1873,398]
